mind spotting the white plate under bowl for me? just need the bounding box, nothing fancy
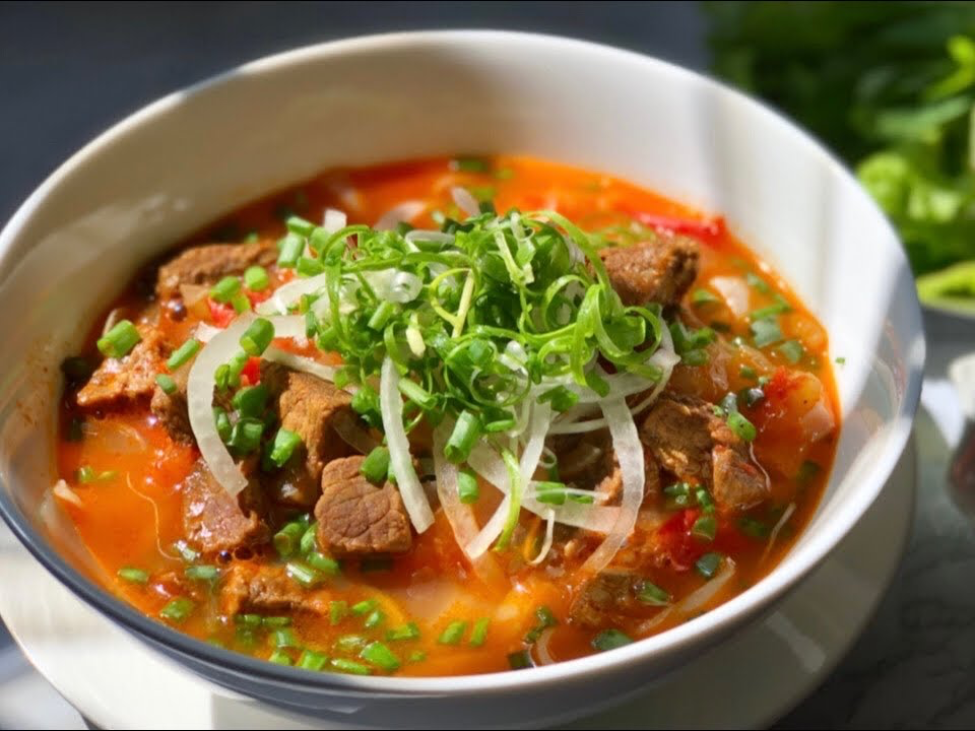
[0,441,916,730]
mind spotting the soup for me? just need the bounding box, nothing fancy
[55,156,838,676]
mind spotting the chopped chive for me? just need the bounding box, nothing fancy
[213,407,232,443]
[409,650,427,663]
[749,298,791,320]
[739,516,771,539]
[297,649,329,671]
[538,385,579,413]
[227,417,264,455]
[97,320,141,359]
[750,318,784,348]
[457,470,480,504]
[695,552,723,579]
[508,650,533,670]
[306,552,340,576]
[351,599,378,616]
[297,256,325,278]
[444,410,481,464]
[207,638,226,649]
[835,356,846,365]
[745,272,771,293]
[230,291,251,313]
[637,580,671,606]
[592,629,633,652]
[210,276,241,303]
[368,300,396,331]
[117,566,149,584]
[691,514,718,541]
[777,339,805,364]
[525,606,558,643]
[450,157,489,172]
[286,215,315,237]
[360,446,391,484]
[363,610,386,629]
[386,622,421,642]
[240,317,275,356]
[166,339,200,370]
[271,627,299,649]
[334,634,367,654]
[727,411,757,442]
[268,649,293,666]
[299,525,318,556]
[172,540,199,562]
[469,617,490,647]
[244,265,270,291]
[286,561,322,588]
[265,427,302,469]
[329,600,348,626]
[233,384,269,418]
[155,373,177,395]
[184,564,220,581]
[159,597,194,623]
[75,465,95,483]
[681,349,709,366]
[438,620,467,645]
[739,365,758,380]
[691,288,720,305]
[360,641,401,672]
[397,378,436,410]
[331,658,372,675]
[262,616,292,628]
[235,627,257,647]
[277,233,304,268]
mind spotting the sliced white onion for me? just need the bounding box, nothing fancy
[195,322,223,344]
[267,315,308,341]
[638,558,737,633]
[363,269,422,304]
[261,346,347,390]
[762,502,797,562]
[451,186,481,218]
[579,397,645,577]
[465,494,511,559]
[53,479,82,507]
[405,230,455,246]
[711,276,750,318]
[534,627,558,665]
[323,208,347,232]
[256,272,329,316]
[375,201,425,231]
[528,509,556,566]
[187,314,255,496]
[380,357,434,533]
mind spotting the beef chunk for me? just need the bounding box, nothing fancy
[569,571,664,629]
[552,431,660,505]
[315,456,412,557]
[150,353,233,443]
[599,236,699,307]
[640,394,768,513]
[77,324,166,410]
[219,563,328,617]
[262,362,354,507]
[156,241,277,300]
[181,460,268,554]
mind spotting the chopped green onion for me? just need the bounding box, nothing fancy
[777,339,805,364]
[835,356,846,365]
[227,417,264,455]
[450,157,489,172]
[240,318,275,356]
[268,649,293,666]
[538,385,579,413]
[159,597,194,623]
[262,616,292,628]
[117,566,149,584]
[167,339,200,370]
[691,514,718,541]
[592,629,633,652]
[508,650,533,670]
[172,540,199,562]
[726,411,757,442]
[306,552,340,576]
[334,634,367,654]
[286,561,322,588]
[750,318,784,347]
[297,649,329,671]
[155,373,177,395]
[457,470,480,504]
[277,233,304,268]
[297,256,325,278]
[75,465,95,483]
[286,215,315,237]
[184,565,220,581]
[525,606,558,643]
[386,622,421,642]
[331,658,372,675]
[235,627,257,647]
[274,521,305,558]
[681,349,709,366]
[695,488,716,514]
[360,641,401,672]
[97,320,141,359]
[695,552,723,579]
[265,427,302,469]
[360,447,391,484]
[364,610,386,629]
[244,265,270,291]
[409,650,427,663]
[438,620,467,645]
[749,297,791,320]
[329,600,348,626]
[444,410,481,463]
[351,599,378,616]
[298,524,318,556]
[637,581,671,606]
[210,276,241,303]
[398,378,436,410]
[232,384,269,418]
[739,516,771,539]
[271,627,299,649]
[213,407,232,443]
[739,365,758,380]
[745,272,771,293]
[469,617,490,647]
[691,288,720,305]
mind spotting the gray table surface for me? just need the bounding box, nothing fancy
[1,3,972,729]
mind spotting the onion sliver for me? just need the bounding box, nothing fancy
[638,558,737,633]
[451,186,481,218]
[375,201,425,231]
[762,502,796,562]
[533,627,557,665]
[188,314,255,496]
[379,357,434,533]
[323,208,347,232]
[333,412,380,454]
[256,273,329,316]
[195,322,223,344]
[528,510,556,566]
[53,479,82,508]
[579,397,645,578]
[262,346,342,385]
[267,315,308,341]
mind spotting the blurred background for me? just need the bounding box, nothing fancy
[2,2,975,728]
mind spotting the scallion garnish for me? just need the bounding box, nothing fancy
[155,373,177,395]
[386,622,421,642]
[271,627,299,649]
[691,514,718,541]
[184,564,220,582]
[636,580,671,606]
[438,620,468,645]
[360,641,401,672]
[691,288,720,305]
[232,384,269,418]
[239,317,275,356]
[244,265,270,291]
[750,318,784,348]
[351,599,378,616]
[360,446,391,485]
[264,427,302,470]
[210,276,241,303]
[457,469,480,504]
[726,411,757,442]
[329,600,348,626]
[286,561,322,588]
[167,338,201,370]
[777,339,805,364]
[159,597,194,623]
[268,649,293,666]
[297,649,329,671]
[592,629,633,652]
[695,552,723,579]
[273,520,305,558]
[277,233,304,268]
[508,650,533,669]
[306,552,340,576]
[469,617,491,647]
[331,658,372,675]
[117,566,149,584]
[97,320,141,359]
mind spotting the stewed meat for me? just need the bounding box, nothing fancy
[156,241,278,301]
[599,236,699,307]
[181,460,268,554]
[76,324,167,410]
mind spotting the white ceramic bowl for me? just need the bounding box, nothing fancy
[0,31,923,728]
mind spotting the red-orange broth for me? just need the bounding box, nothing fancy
[56,156,838,676]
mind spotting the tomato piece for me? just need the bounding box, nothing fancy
[240,356,261,386]
[625,210,726,244]
[654,509,709,571]
[206,298,236,328]
[245,288,271,307]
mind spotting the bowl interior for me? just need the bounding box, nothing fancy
[0,31,922,694]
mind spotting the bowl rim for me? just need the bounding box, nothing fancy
[0,29,924,695]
